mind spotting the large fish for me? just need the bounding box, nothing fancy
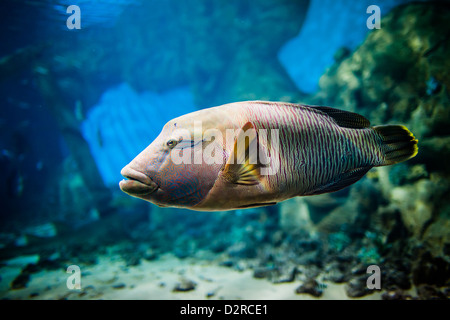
[119,101,418,211]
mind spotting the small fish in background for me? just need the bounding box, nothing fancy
[1,149,25,198]
[33,65,48,75]
[1,149,14,159]
[120,101,418,211]
[5,97,29,109]
[426,76,441,96]
[74,100,85,121]
[1,133,31,199]
[18,120,30,128]
[7,169,24,198]
[36,161,44,171]
[96,127,103,148]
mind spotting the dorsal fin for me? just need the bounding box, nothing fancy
[311,106,371,129]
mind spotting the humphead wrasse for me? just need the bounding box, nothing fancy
[119,101,418,211]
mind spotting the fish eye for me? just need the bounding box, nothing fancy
[166,139,178,148]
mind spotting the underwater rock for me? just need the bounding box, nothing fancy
[383,268,411,291]
[412,251,450,287]
[173,0,309,106]
[416,284,447,300]
[209,238,231,254]
[41,0,308,109]
[219,260,234,268]
[318,179,380,236]
[261,262,300,284]
[227,241,258,259]
[422,215,450,258]
[299,265,322,281]
[295,238,321,254]
[324,262,340,279]
[295,250,322,267]
[278,0,412,93]
[279,198,315,234]
[303,192,347,225]
[314,193,362,234]
[92,272,117,285]
[325,267,349,284]
[390,180,436,238]
[273,266,298,284]
[390,173,450,242]
[350,263,371,276]
[10,272,30,290]
[382,259,412,290]
[123,254,140,267]
[0,44,47,83]
[173,277,197,292]
[206,287,221,298]
[112,283,126,290]
[5,254,40,268]
[142,249,159,262]
[345,275,372,298]
[23,223,57,238]
[54,157,104,227]
[173,240,196,259]
[81,84,197,186]
[314,0,450,135]
[252,259,299,283]
[381,289,413,300]
[310,1,450,261]
[34,257,64,272]
[253,266,273,279]
[316,2,450,116]
[35,73,113,219]
[419,137,450,174]
[14,235,27,247]
[295,279,323,297]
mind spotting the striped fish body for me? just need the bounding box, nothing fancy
[194,101,417,210]
[119,101,418,211]
[243,102,384,197]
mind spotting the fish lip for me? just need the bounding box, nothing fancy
[119,167,158,196]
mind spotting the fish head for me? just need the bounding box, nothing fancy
[119,111,225,208]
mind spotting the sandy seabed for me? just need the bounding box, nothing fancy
[0,252,384,300]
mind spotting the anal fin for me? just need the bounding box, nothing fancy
[305,166,372,196]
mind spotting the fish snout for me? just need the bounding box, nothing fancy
[119,166,158,196]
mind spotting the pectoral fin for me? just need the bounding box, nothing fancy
[222,122,264,185]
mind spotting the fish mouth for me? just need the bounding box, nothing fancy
[119,167,158,196]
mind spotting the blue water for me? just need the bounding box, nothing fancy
[0,0,448,301]
[278,0,417,93]
[81,83,197,185]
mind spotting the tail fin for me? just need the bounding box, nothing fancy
[374,125,418,166]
